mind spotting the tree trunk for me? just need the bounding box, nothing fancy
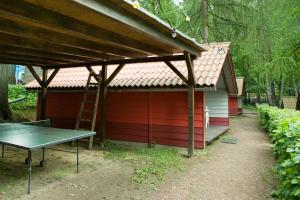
[257,92,261,103]
[277,77,285,108]
[270,80,276,106]
[200,0,208,43]
[0,64,12,121]
[296,91,300,111]
[293,77,298,96]
[265,76,271,105]
[152,0,159,15]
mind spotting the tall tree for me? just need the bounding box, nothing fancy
[200,0,208,43]
[0,64,12,121]
[140,0,300,107]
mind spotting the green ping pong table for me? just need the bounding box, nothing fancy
[0,123,96,194]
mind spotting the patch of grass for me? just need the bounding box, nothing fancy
[103,142,183,185]
[262,168,278,188]
[243,104,257,111]
[0,145,103,199]
[11,107,37,122]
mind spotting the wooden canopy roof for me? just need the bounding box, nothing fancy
[0,0,205,68]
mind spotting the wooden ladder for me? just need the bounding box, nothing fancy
[75,71,101,149]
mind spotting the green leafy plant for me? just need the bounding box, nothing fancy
[8,84,37,110]
[257,105,300,200]
[103,142,183,184]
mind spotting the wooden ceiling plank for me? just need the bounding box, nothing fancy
[0,51,66,64]
[0,0,170,56]
[0,18,143,59]
[27,0,202,56]
[0,32,108,61]
[0,58,47,66]
[0,44,100,62]
[0,55,57,65]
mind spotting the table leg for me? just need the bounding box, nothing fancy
[1,144,4,158]
[27,150,32,194]
[39,147,47,167]
[42,147,45,161]
[76,140,79,173]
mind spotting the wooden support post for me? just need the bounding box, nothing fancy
[40,68,48,120]
[27,65,42,86]
[164,61,188,85]
[99,65,107,143]
[86,66,100,82]
[185,52,195,157]
[187,83,195,157]
[45,68,60,87]
[184,52,196,86]
[106,64,125,86]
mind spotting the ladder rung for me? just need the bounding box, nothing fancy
[83,109,94,113]
[85,100,95,104]
[80,118,92,122]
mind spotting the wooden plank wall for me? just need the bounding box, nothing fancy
[40,91,205,149]
[205,90,229,126]
[229,96,239,116]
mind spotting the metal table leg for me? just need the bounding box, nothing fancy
[42,147,45,161]
[1,144,4,158]
[27,150,32,194]
[39,147,47,167]
[76,140,79,173]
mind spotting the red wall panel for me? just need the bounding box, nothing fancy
[41,91,205,149]
[209,117,229,126]
[229,96,239,116]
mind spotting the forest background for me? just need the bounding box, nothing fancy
[140,0,300,106]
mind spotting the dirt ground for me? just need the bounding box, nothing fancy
[150,114,276,200]
[1,114,275,200]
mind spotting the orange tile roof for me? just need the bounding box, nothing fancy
[26,43,231,89]
[236,77,244,96]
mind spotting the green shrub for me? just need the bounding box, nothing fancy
[8,84,37,110]
[257,105,300,200]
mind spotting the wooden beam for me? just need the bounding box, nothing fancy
[0,18,136,59]
[26,0,203,55]
[186,51,196,157]
[106,64,125,86]
[0,0,168,56]
[99,65,107,143]
[0,51,65,65]
[0,59,45,66]
[187,81,195,157]
[26,65,42,86]
[45,68,60,87]
[0,32,107,61]
[86,66,100,82]
[184,52,196,86]
[44,54,194,69]
[40,69,48,120]
[0,54,55,65]
[0,44,99,62]
[164,61,188,84]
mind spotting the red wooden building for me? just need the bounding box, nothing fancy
[229,77,244,116]
[26,43,238,149]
